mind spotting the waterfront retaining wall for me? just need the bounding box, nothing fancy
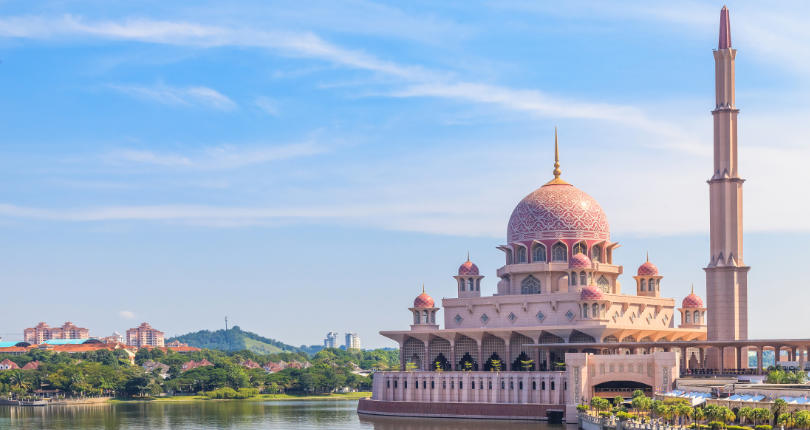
[357,398,563,421]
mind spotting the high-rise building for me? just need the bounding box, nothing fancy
[23,322,90,344]
[126,322,165,348]
[323,331,338,348]
[345,332,361,350]
[704,6,749,369]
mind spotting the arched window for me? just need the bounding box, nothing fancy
[516,247,527,263]
[597,276,609,292]
[592,303,598,318]
[476,279,481,291]
[467,279,474,291]
[582,304,588,318]
[521,276,541,294]
[460,279,465,291]
[579,271,586,285]
[423,310,429,322]
[414,311,421,324]
[505,249,513,265]
[533,244,547,263]
[693,310,700,323]
[573,242,587,255]
[640,279,646,291]
[570,271,577,286]
[592,245,602,263]
[552,243,567,262]
[685,311,691,323]
[588,273,592,285]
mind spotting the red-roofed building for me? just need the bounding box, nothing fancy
[22,361,40,370]
[0,359,20,370]
[181,359,213,372]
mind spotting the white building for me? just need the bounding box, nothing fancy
[324,331,338,348]
[346,332,361,350]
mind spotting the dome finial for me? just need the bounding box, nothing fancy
[646,251,649,262]
[466,250,470,262]
[545,127,569,185]
[691,283,694,294]
[422,283,425,294]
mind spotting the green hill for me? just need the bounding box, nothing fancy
[167,326,302,354]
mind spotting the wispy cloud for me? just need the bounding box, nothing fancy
[105,141,328,169]
[254,96,279,116]
[119,310,136,319]
[107,83,237,110]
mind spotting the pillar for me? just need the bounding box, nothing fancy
[719,347,725,371]
[736,346,743,370]
[424,340,431,371]
[449,343,456,371]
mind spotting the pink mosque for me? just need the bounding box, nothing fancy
[358,7,810,423]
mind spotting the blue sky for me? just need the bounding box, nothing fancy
[1,1,809,348]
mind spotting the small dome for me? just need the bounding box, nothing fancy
[682,290,704,308]
[637,259,659,276]
[569,253,592,269]
[413,290,435,308]
[580,285,603,301]
[458,258,479,276]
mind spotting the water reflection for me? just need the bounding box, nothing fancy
[359,413,576,430]
[0,401,576,430]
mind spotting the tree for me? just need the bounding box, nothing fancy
[795,410,810,430]
[591,396,610,414]
[739,407,754,425]
[771,399,787,425]
[777,412,795,429]
[694,407,706,427]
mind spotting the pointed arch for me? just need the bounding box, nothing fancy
[569,330,596,343]
[403,337,425,370]
[453,335,478,371]
[591,243,603,263]
[532,242,547,263]
[551,242,567,262]
[515,244,527,263]
[521,275,541,294]
[538,331,564,344]
[597,275,609,292]
[573,241,587,256]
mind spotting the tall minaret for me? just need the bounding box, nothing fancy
[704,6,749,369]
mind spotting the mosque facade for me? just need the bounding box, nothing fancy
[358,7,778,422]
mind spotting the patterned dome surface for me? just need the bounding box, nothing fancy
[682,292,704,308]
[507,183,609,243]
[569,253,592,269]
[413,292,435,308]
[637,261,659,276]
[458,259,479,276]
[580,285,604,301]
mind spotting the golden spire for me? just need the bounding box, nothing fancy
[646,252,649,262]
[690,284,695,294]
[545,127,569,185]
[466,251,470,262]
[422,283,425,294]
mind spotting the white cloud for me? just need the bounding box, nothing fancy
[254,96,279,116]
[119,310,136,319]
[105,141,328,169]
[107,83,237,110]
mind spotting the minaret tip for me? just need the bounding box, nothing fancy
[719,6,732,49]
[545,127,568,185]
[422,283,425,294]
[646,251,649,262]
[466,251,470,262]
[691,284,695,294]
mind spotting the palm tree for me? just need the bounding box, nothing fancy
[772,399,788,426]
[739,407,754,425]
[694,407,706,428]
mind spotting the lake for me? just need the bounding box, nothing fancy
[0,400,577,429]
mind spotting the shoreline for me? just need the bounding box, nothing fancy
[109,392,371,404]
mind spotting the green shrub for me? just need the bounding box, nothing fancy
[709,421,724,430]
[616,411,631,421]
[754,425,771,430]
[726,426,753,430]
[599,411,612,418]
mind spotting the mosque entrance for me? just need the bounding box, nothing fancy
[592,380,652,399]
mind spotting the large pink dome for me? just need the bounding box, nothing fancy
[507,183,610,243]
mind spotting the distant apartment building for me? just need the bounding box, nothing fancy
[126,322,165,348]
[23,321,89,344]
[324,331,338,348]
[101,332,124,344]
[345,332,361,350]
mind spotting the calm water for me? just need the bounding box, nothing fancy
[0,400,575,430]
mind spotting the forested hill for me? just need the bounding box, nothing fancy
[167,326,302,354]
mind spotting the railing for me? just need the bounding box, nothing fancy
[680,368,762,376]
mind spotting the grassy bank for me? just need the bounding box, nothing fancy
[111,392,371,403]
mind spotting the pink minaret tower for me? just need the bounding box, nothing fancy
[704,6,749,369]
